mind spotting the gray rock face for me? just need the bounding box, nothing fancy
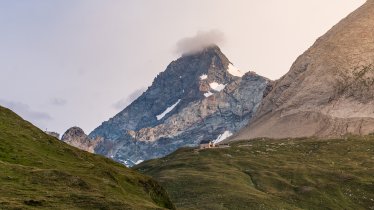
[63,45,270,166]
[90,46,237,138]
[108,72,269,166]
[232,1,374,141]
[61,127,102,153]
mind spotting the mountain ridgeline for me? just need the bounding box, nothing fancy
[63,45,271,166]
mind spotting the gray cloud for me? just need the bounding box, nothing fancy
[113,87,147,110]
[175,29,226,55]
[0,99,52,121]
[50,98,67,106]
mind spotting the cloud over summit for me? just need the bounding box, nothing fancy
[175,30,226,55]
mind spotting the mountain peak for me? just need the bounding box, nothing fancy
[181,44,222,57]
[200,44,221,53]
[91,46,238,134]
[86,42,270,166]
[62,126,85,137]
[62,126,102,153]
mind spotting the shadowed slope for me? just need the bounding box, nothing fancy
[0,106,174,209]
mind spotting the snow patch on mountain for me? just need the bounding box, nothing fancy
[156,99,181,120]
[204,91,214,97]
[210,82,226,91]
[135,160,144,165]
[213,131,233,143]
[227,64,244,77]
[118,159,132,167]
[200,74,208,80]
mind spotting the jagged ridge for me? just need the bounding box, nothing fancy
[63,46,270,166]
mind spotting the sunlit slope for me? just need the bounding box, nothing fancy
[232,0,374,140]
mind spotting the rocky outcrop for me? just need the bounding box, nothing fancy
[61,127,102,153]
[231,1,374,141]
[45,131,60,139]
[81,45,271,166]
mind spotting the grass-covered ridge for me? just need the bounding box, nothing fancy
[136,136,374,210]
[0,106,174,210]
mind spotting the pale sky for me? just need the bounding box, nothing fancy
[0,0,365,134]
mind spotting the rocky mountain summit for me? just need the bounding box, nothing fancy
[232,1,374,140]
[63,45,271,166]
[90,45,240,136]
[61,127,102,153]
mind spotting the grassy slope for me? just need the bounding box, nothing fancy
[0,106,174,210]
[136,136,374,210]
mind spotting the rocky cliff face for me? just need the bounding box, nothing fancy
[232,1,374,140]
[61,127,102,153]
[62,45,270,166]
[90,46,238,137]
[103,72,270,166]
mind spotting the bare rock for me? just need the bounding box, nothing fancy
[232,1,374,140]
[61,127,102,153]
[87,46,270,166]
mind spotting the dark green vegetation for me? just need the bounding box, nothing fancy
[136,136,374,210]
[0,106,174,210]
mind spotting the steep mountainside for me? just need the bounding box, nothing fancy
[0,106,174,209]
[90,45,239,138]
[136,136,374,210]
[232,1,374,140]
[64,45,271,166]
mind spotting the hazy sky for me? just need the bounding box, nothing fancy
[0,0,365,135]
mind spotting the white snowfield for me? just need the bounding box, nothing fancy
[200,74,208,80]
[135,160,144,165]
[213,131,233,143]
[227,63,244,77]
[210,82,226,92]
[156,99,181,120]
[204,91,214,97]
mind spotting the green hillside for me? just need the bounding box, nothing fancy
[0,106,174,210]
[136,136,374,210]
